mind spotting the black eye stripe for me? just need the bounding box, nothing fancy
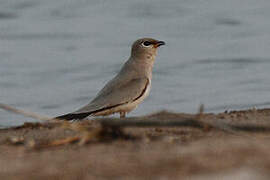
[142,41,152,46]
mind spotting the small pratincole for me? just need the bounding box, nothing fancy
[56,38,165,120]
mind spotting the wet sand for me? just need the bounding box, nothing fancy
[1,109,270,179]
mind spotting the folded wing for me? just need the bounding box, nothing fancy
[56,77,149,120]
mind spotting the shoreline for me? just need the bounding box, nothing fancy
[1,108,270,179]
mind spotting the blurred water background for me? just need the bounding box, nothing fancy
[1,0,270,127]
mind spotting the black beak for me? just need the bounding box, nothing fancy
[156,41,165,47]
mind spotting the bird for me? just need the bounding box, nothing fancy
[56,38,165,120]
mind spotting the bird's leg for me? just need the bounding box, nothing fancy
[120,112,126,118]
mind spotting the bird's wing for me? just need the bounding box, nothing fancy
[73,77,149,114]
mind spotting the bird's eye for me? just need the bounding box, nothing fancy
[142,41,152,47]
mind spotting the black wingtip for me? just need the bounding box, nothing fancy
[55,112,91,121]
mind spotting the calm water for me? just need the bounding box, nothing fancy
[1,0,270,127]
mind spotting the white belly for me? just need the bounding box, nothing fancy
[118,81,151,112]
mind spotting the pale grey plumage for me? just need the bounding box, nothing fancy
[56,38,165,120]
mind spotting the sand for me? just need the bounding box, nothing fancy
[1,109,270,180]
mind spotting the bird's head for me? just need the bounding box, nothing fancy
[131,38,165,60]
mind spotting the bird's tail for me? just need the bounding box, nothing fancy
[55,112,92,121]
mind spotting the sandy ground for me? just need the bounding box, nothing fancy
[1,109,270,179]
